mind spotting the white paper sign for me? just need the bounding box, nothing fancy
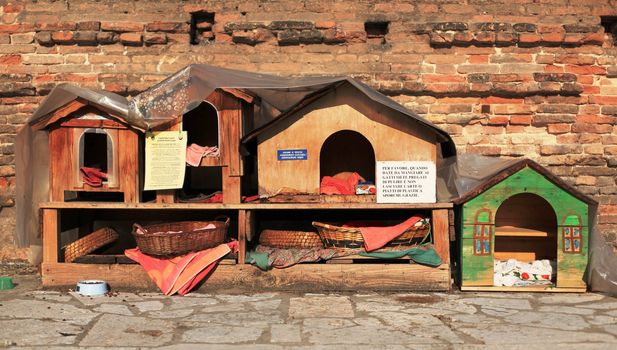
[144,131,187,191]
[376,161,436,203]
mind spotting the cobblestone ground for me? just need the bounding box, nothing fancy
[1,274,617,349]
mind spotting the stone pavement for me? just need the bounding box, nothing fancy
[1,275,617,349]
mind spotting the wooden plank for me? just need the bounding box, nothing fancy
[41,263,451,291]
[40,201,454,210]
[246,209,255,243]
[60,118,125,129]
[495,226,549,237]
[494,251,536,262]
[118,129,139,203]
[32,100,87,130]
[42,209,59,263]
[49,128,74,201]
[238,210,247,264]
[461,285,586,293]
[432,209,450,264]
[222,166,241,203]
[72,254,237,265]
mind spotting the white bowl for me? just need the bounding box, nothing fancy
[75,280,109,296]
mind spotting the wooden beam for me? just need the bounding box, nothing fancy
[238,210,247,264]
[42,209,59,263]
[40,201,454,210]
[461,285,586,293]
[432,209,450,264]
[41,263,451,291]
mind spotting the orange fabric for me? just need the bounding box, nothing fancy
[320,172,362,195]
[356,216,423,251]
[80,167,107,187]
[125,241,238,296]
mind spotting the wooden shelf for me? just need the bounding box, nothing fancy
[198,156,221,167]
[494,226,549,237]
[40,201,454,210]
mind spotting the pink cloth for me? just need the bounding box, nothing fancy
[320,172,362,195]
[356,216,423,251]
[125,241,238,296]
[80,167,107,187]
[186,144,219,167]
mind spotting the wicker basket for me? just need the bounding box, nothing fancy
[63,227,119,263]
[259,229,324,249]
[312,220,430,249]
[132,216,229,257]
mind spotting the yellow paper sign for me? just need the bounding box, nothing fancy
[144,131,187,191]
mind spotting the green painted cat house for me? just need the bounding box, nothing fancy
[454,159,596,292]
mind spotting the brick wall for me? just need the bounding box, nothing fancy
[2,0,617,260]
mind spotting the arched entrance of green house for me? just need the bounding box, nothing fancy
[494,193,558,264]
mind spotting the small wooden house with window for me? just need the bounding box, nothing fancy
[242,81,453,201]
[454,159,596,292]
[154,88,255,204]
[32,94,141,203]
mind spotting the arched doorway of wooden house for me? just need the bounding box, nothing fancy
[79,129,114,185]
[494,193,558,282]
[319,130,376,186]
[182,101,222,196]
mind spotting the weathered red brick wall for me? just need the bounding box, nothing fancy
[2,0,617,260]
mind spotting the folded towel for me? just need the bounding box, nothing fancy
[320,172,363,195]
[80,166,107,187]
[125,241,238,296]
[186,144,219,167]
[356,216,424,251]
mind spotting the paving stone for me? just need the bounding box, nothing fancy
[148,308,193,319]
[468,292,536,299]
[458,324,617,344]
[217,293,278,303]
[504,311,589,331]
[303,317,444,344]
[186,310,283,326]
[28,291,73,302]
[538,305,595,315]
[80,314,173,347]
[137,292,168,299]
[250,298,282,311]
[0,299,97,325]
[449,313,504,325]
[94,303,133,316]
[374,312,463,344]
[156,345,282,350]
[462,297,532,310]
[537,294,605,304]
[132,300,164,313]
[69,292,142,306]
[401,299,478,315]
[603,324,617,336]
[577,301,617,310]
[169,295,218,309]
[355,300,405,312]
[270,324,302,343]
[202,302,247,313]
[481,305,520,317]
[586,314,617,325]
[182,325,264,343]
[0,319,82,346]
[289,296,353,318]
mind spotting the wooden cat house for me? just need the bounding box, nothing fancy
[154,88,256,204]
[454,159,596,292]
[242,81,453,201]
[33,96,141,203]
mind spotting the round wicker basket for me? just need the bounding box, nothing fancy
[312,221,430,249]
[259,229,323,249]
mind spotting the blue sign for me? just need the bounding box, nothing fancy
[277,149,307,161]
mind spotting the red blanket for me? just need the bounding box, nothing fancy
[125,241,237,296]
[355,216,423,251]
[320,172,362,195]
[80,167,107,187]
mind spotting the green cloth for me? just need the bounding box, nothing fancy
[246,251,271,270]
[359,245,442,267]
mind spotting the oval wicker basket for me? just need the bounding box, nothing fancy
[64,227,119,263]
[312,220,430,249]
[132,216,229,257]
[259,229,324,249]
